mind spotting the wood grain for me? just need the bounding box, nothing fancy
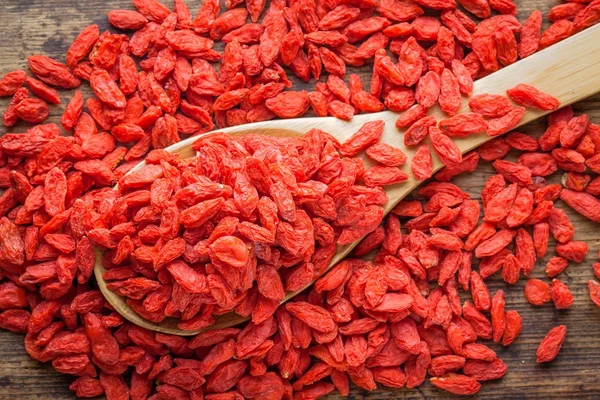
[1,0,600,398]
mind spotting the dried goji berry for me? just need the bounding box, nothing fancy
[536,325,567,363]
[430,373,481,395]
[551,279,574,309]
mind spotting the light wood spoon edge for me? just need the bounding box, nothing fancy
[95,24,600,335]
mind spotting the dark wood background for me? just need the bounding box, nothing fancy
[1,0,600,398]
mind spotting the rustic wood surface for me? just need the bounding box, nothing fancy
[1,0,600,399]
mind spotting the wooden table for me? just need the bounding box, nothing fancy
[1,0,600,398]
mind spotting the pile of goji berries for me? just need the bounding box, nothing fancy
[94,124,394,331]
[0,0,600,397]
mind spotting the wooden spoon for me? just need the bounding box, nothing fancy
[96,24,600,335]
